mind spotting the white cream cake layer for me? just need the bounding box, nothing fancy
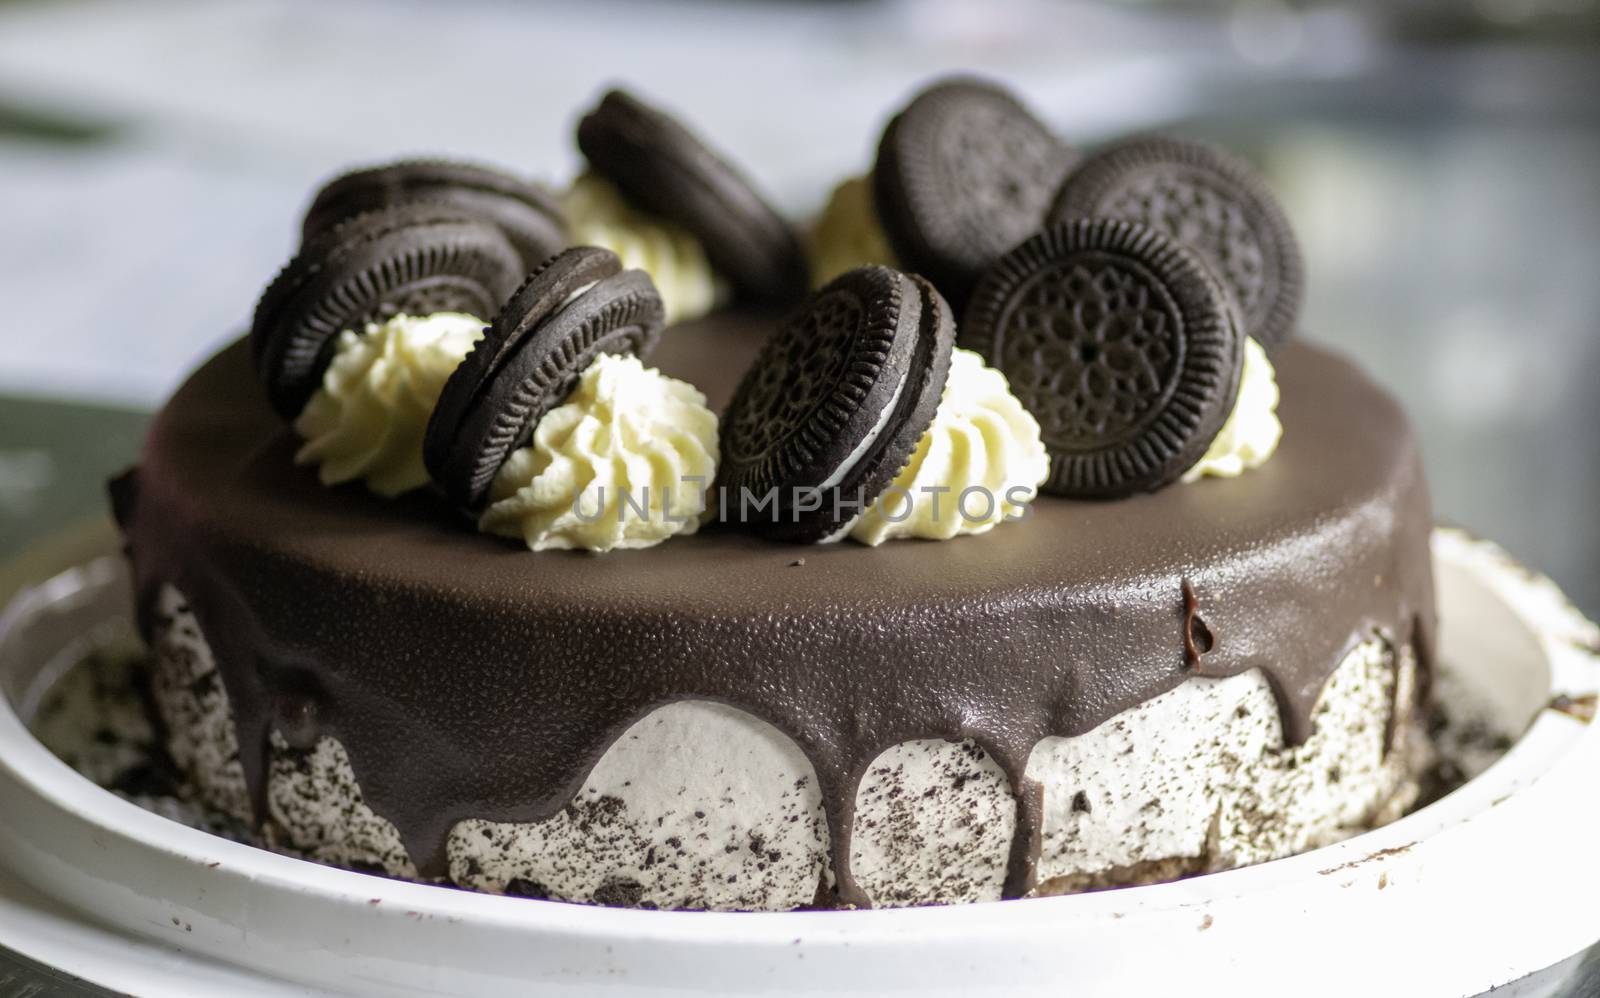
[147,583,1420,910]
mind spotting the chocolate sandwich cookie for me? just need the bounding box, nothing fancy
[874,77,1073,310]
[716,265,955,544]
[300,159,568,269]
[961,218,1243,499]
[576,88,808,304]
[251,202,524,421]
[1049,136,1302,351]
[424,246,666,512]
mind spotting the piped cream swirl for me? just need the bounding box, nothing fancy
[1182,337,1282,482]
[479,353,718,552]
[808,174,899,287]
[561,173,722,324]
[850,349,1049,546]
[293,312,483,497]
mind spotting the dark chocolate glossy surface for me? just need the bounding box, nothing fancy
[114,313,1434,907]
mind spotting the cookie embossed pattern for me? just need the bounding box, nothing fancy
[1048,136,1303,352]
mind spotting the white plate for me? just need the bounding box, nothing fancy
[1,526,1597,998]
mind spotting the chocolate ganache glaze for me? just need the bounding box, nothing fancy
[111,311,1434,908]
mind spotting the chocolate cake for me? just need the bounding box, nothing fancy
[107,79,1436,911]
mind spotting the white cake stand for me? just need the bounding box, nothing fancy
[1,524,1597,998]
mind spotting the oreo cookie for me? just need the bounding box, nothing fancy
[576,88,808,304]
[960,219,1243,499]
[251,202,524,421]
[716,265,955,544]
[874,77,1073,310]
[1048,136,1302,351]
[301,159,568,268]
[424,246,666,512]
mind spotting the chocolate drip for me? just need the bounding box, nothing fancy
[114,314,1436,905]
[1181,578,1216,670]
[1001,763,1045,899]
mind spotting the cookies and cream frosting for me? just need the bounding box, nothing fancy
[808,175,899,287]
[293,312,484,497]
[479,352,717,552]
[1183,338,1282,483]
[561,173,723,324]
[851,348,1048,546]
[117,328,1438,908]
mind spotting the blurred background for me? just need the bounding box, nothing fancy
[0,0,1596,613]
